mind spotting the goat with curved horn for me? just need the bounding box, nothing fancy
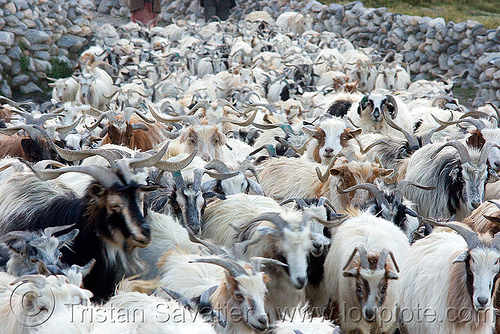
[420,217,482,250]
[190,257,248,278]
[148,105,201,126]
[430,141,471,163]
[382,110,419,150]
[155,149,198,172]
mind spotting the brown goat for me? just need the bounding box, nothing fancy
[259,157,392,212]
[0,134,54,162]
[100,115,164,151]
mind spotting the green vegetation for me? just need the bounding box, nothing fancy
[46,58,73,79]
[19,53,29,73]
[321,0,500,29]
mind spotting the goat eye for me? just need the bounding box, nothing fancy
[31,259,38,264]
[234,292,243,300]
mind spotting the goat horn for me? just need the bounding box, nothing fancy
[360,139,389,155]
[245,212,289,233]
[432,115,486,131]
[160,288,195,311]
[304,209,348,228]
[343,245,370,270]
[117,142,170,170]
[345,116,360,129]
[382,111,419,150]
[318,197,338,213]
[431,141,471,164]
[395,180,434,206]
[28,164,126,189]
[148,105,201,126]
[251,122,283,130]
[420,217,481,249]
[396,180,435,193]
[215,110,257,127]
[155,149,197,172]
[480,141,500,164]
[338,183,388,207]
[250,257,287,272]
[487,102,500,124]
[385,95,399,118]
[0,125,42,140]
[43,224,76,238]
[204,159,230,173]
[377,248,400,272]
[315,150,351,183]
[190,258,248,278]
[53,146,118,169]
[459,111,492,120]
[239,159,261,183]
[187,228,226,256]
[275,136,309,155]
[11,275,47,289]
[421,110,454,145]
[280,197,308,208]
[86,111,116,131]
[302,125,318,137]
[55,116,83,134]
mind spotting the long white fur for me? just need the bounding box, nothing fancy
[324,212,409,333]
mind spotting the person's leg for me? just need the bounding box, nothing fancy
[204,0,217,22]
[215,0,231,20]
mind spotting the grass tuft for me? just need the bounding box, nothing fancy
[321,0,500,29]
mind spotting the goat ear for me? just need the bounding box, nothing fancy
[386,270,399,279]
[488,168,499,183]
[379,169,394,177]
[347,128,362,138]
[88,183,107,199]
[248,180,264,195]
[80,258,96,277]
[179,127,196,144]
[201,180,217,193]
[37,262,51,276]
[58,229,79,246]
[452,251,469,264]
[132,123,149,131]
[203,191,226,200]
[225,272,238,290]
[343,268,359,277]
[7,241,26,254]
[21,138,36,158]
[213,128,227,146]
[449,167,460,180]
[329,168,343,177]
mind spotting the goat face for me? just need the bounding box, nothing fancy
[277,225,313,289]
[173,185,205,235]
[459,162,489,211]
[180,126,226,162]
[312,120,361,164]
[21,137,54,162]
[88,183,151,248]
[358,94,396,124]
[227,272,269,332]
[455,248,500,311]
[107,121,134,147]
[78,74,95,103]
[343,251,399,323]
[5,229,78,276]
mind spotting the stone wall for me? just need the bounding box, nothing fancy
[0,0,94,97]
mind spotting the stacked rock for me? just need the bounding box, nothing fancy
[0,0,94,97]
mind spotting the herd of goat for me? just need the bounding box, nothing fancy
[1,9,500,334]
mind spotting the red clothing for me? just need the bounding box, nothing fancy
[131,2,158,27]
